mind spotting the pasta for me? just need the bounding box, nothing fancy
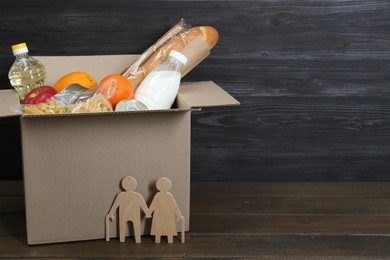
[22,93,113,115]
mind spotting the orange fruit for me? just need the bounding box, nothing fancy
[54,71,97,92]
[99,74,133,107]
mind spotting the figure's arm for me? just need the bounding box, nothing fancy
[148,196,156,215]
[138,193,151,218]
[169,193,184,222]
[106,195,120,221]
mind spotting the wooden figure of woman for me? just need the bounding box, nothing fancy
[148,177,185,243]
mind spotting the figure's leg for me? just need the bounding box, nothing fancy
[167,235,173,243]
[133,218,141,243]
[155,235,161,243]
[119,220,126,242]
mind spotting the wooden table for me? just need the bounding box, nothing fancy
[1,181,390,259]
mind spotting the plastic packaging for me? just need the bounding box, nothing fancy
[21,80,117,115]
[121,18,188,79]
[8,43,47,101]
[121,19,190,90]
[116,50,188,111]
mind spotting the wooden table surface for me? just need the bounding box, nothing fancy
[1,181,390,259]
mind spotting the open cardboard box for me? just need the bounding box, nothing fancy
[0,54,239,245]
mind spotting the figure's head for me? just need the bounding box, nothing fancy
[121,176,137,191]
[156,177,172,192]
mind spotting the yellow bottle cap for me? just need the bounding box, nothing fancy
[11,43,29,56]
[11,43,27,50]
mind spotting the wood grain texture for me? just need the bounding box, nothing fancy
[2,181,390,259]
[2,234,390,259]
[191,181,390,197]
[0,1,389,180]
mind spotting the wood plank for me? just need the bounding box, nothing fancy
[191,181,390,198]
[1,234,390,259]
[4,181,390,200]
[0,118,23,180]
[4,182,390,215]
[3,212,390,238]
[191,214,390,235]
[190,96,390,181]
[0,181,24,196]
[1,180,390,259]
[6,180,390,198]
[0,196,24,214]
[0,1,388,57]
[0,215,26,236]
[191,197,390,215]
[186,57,390,97]
[0,0,390,182]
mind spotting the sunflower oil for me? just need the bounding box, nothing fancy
[8,43,47,100]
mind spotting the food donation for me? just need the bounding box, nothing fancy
[9,19,219,115]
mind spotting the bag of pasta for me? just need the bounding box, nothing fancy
[62,83,114,114]
[22,80,116,115]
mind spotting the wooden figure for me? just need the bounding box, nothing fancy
[105,176,150,243]
[148,177,185,243]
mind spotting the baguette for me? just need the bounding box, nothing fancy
[123,26,219,89]
[121,19,187,78]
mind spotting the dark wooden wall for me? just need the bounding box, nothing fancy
[0,1,389,181]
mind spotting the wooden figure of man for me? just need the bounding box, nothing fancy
[148,177,185,243]
[106,176,150,243]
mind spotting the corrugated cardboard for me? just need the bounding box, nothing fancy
[0,89,20,117]
[21,111,191,244]
[0,54,239,244]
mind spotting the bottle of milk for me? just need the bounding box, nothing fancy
[133,50,188,110]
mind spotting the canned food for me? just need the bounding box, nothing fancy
[115,99,148,111]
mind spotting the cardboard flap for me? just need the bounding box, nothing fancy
[0,89,21,118]
[35,55,138,85]
[177,81,240,108]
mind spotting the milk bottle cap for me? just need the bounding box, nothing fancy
[169,50,188,65]
[11,43,29,56]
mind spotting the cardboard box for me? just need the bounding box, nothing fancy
[0,54,239,245]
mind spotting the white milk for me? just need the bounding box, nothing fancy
[134,70,181,110]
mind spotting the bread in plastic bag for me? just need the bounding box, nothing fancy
[121,18,189,90]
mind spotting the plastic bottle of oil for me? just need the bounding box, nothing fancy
[8,43,47,100]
